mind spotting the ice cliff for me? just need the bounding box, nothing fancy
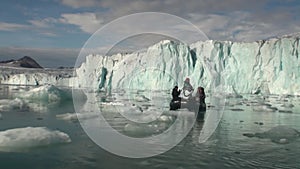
[1,34,300,95]
[0,67,74,86]
[75,35,300,95]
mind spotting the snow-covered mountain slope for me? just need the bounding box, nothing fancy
[0,56,43,68]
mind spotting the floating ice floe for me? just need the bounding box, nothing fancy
[134,95,151,102]
[252,104,278,112]
[124,122,169,136]
[0,98,28,112]
[56,112,98,121]
[99,102,125,106]
[0,127,71,152]
[243,125,300,144]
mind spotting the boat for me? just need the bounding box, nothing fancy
[169,97,206,119]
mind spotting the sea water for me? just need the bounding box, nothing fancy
[0,84,300,169]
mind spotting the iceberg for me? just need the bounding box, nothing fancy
[19,84,72,103]
[0,127,71,152]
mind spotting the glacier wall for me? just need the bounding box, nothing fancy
[75,36,300,95]
[1,35,299,95]
[0,67,74,86]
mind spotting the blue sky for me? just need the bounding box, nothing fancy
[0,0,300,67]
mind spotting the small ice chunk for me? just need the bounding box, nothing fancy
[56,112,98,121]
[279,138,288,144]
[0,127,71,152]
[252,105,278,112]
[56,113,78,121]
[134,95,150,102]
[243,125,300,144]
[0,98,27,111]
[99,102,124,106]
[158,115,170,122]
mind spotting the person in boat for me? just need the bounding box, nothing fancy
[196,86,206,112]
[182,78,194,98]
[171,86,181,101]
[170,86,181,110]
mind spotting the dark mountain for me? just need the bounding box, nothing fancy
[0,56,43,68]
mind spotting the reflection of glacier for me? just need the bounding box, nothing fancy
[1,35,300,95]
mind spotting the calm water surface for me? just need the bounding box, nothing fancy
[0,85,299,169]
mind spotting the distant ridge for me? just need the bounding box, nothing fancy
[0,56,43,68]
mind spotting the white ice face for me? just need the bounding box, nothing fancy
[1,35,299,95]
[74,35,300,95]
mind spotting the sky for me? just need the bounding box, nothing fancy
[0,0,300,67]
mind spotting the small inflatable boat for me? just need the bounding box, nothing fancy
[169,97,206,119]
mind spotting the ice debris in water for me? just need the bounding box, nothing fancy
[134,95,151,102]
[56,112,98,121]
[124,122,168,136]
[0,127,71,152]
[123,114,176,137]
[0,98,28,111]
[56,113,78,121]
[243,125,300,144]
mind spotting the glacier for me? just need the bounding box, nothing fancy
[0,67,74,86]
[1,34,300,95]
[75,35,300,95]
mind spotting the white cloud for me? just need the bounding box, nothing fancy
[28,20,49,28]
[60,0,100,8]
[0,19,59,37]
[60,12,103,34]
[186,11,300,42]
[0,22,29,31]
[28,18,58,28]
[57,0,300,42]
[38,32,58,37]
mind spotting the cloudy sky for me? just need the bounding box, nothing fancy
[0,0,300,67]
